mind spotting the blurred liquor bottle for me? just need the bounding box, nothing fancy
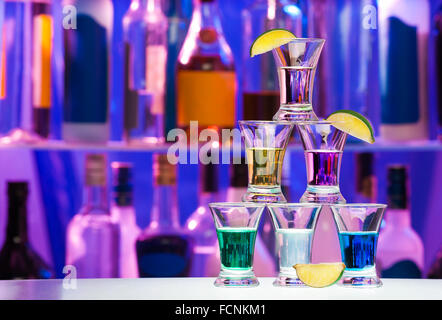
[123,0,168,145]
[176,0,236,135]
[185,159,219,276]
[435,5,442,140]
[427,246,442,279]
[111,162,140,278]
[163,0,190,134]
[0,0,54,142]
[0,182,52,279]
[32,1,53,138]
[354,152,377,203]
[377,165,424,278]
[66,154,120,278]
[136,154,193,277]
[378,0,430,141]
[242,0,302,121]
[304,0,380,133]
[62,0,113,144]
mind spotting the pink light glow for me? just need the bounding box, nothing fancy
[147,0,155,13]
[150,221,159,229]
[267,0,276,20]
[130,1,139,11]
[194,246,216,254]
[178,15,200,65]
[187,219,197,230]
[263,222,272,233]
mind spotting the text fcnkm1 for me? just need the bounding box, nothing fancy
[175,304,265,317]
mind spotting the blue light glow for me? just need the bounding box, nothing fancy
[283,5,302,17]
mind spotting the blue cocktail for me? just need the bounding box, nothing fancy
[339,231,378,271]
[331,204,386,288]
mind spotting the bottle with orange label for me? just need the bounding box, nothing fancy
[176,0,236,134]
[0,0,54,142]
[32,1,53,139]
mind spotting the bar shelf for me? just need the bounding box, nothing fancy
[0,139,441,153]
[0,140,171,153]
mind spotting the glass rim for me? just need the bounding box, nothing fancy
[330,203,387,209]
[209,202,266,208]
[278,37,326,43]
[266,203,322,209]
[293,119,346,125]
[238,120,294,126]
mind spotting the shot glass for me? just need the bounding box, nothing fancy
[272,38,325,121]
[267,203,322,287]
[209,202,266,287]
[296,120,347,204]
[239,120,294,203]
[331,204,387,288]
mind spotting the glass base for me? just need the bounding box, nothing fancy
[300,186,346,204]
[0,128,41,145]
[242,186,286,203]
[339,269,382,288]
[214,268,259,288]
[273,274,306,287]
[273,106,318,122]
[214,276,259,288]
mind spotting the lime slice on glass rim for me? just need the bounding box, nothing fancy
[249,28,296,57]
[326,110,375,144]
[294,263,346,288]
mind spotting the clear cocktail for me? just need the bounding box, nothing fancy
[272,38,325,121]
[267,203,321,287]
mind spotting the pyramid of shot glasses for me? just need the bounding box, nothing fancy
[208,29,387,289]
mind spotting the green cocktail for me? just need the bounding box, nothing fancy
[217,227,257,270]
[209,202,265,287]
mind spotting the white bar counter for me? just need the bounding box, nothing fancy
[0,278,441,300]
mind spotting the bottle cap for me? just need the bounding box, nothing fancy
[356,153,374,177]
[153,154,176,186]
[112,162,133,206]
[356,153,376,198]
[387,165,408,209]
[230,157,248,188]
[112,162,132,188]
[201,160,219,193]
[85,154,107,186]
[7,181,28,201]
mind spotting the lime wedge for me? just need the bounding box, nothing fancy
[294,263,345,288]
[326,110,375,144]
[250,28,296,57]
